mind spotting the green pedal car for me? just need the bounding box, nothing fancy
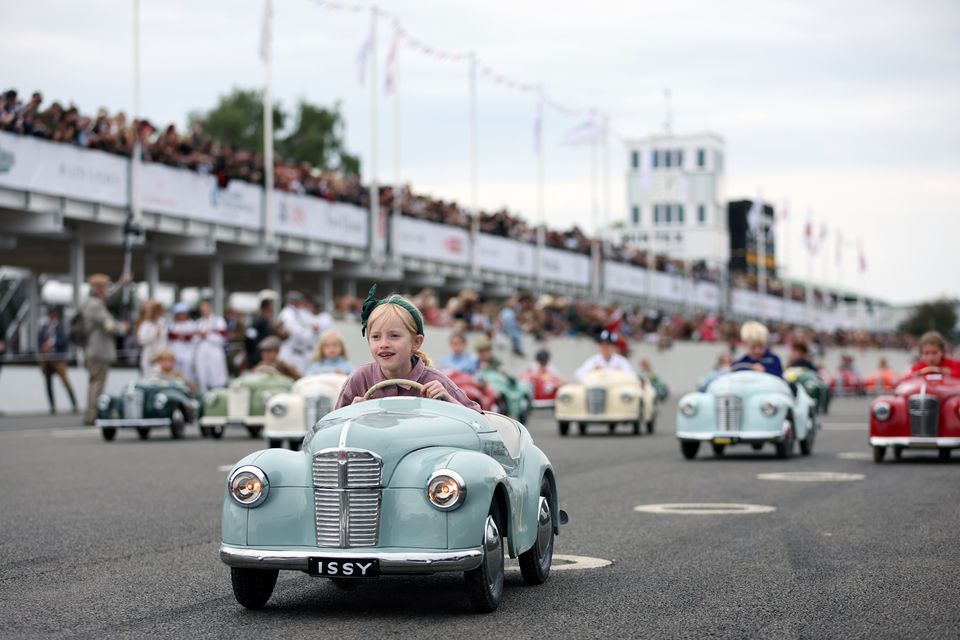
[219,379,567,613]
[200,370,295,439]
[95,377,199,441]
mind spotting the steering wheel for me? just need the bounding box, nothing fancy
[362,378,426,401]
[914,366,944,377]
[730,362,760,372]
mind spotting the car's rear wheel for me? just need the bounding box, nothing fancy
[230,567,278,609]
[799,418,816,456]
[209,425,225,439]
[607,423,616,434]
[199,426,210,438]
[464,508,504,613]
[267,438,283,448]
[289,439,301,452]
[711,443,726,457]
[680,440,700,460]
[582,423,590,435]
[632,421,641,436]
[101,427,116,442]
[646,419,655,434]
[518,479,554,585]
[246,426,263,439]
[939,448,951,461]
[873,445,886,463]
[136,427,150,440]
[169,408,185,440]
[558,421,569,436]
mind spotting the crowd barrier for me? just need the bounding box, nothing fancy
[0,131,877,330]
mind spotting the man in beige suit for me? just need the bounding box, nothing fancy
[80,273,130,425]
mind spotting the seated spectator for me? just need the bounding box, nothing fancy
[838,353,861,377]
[152,348,197,395]
[732,321,783,376]
[475,337,502,372]
[438,332,479,374]
[253,336,302,380]
[305,329,354,376]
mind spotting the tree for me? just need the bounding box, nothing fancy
[901,299,958,338]
[189,89,360,175]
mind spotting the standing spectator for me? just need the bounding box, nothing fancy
[135,299,166,376]
[498,294,531,357]
[80,273,130,425]
[245,292,284,368]
[38,306,78,414]
[277,291,317,374]
[192,300,229,392]
[167,303,197,384]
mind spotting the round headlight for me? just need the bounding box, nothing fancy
[873,401,892,421]
[760,401,777,416]
[269,403,287,417]
[680,401,697,417]
[227,466,269,507]
[559,393,573,404]
[153,394,168,410]
[97,394,111,411]
[620,392,636,404]
[426,470,466,511]
[204,391,219,406]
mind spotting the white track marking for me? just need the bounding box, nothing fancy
[837,452,873,460]
[634,503,776,515]
[218,465,235,472]
[757,471,864,482]
[505,554,612,572]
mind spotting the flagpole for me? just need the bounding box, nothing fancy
[536,86,544,295]
[757,191,766,299]
[590,112,598,234]
[368,5,380,260]
[469,51,479,276]
[131,0,142,238]
[391,18,400,259]
[262,0,275,246]
[805,210,813,327]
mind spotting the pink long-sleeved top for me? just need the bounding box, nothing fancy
[335,358,482,413]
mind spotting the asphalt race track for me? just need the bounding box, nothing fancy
[1,397,958,639]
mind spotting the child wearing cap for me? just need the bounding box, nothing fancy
[574,330,635,381]
[335,285,481,412]
[153,348,197,394]
[732,321,783,376]
[253,336,302,380]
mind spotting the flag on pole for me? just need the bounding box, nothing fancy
[858,239,867,273]
[383,31,398,94]
[356,24,373,86]
[835,230,843,266]
[259,0,272,63]
[803,213,815,253]
[558,118,602,146]
[533,95,543,154]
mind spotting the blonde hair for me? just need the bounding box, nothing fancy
[740,321,769,345]
[366,297,433,367]
[313,329,348,362]
[918,331,947,353]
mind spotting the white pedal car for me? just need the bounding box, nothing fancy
[263,373,348,449]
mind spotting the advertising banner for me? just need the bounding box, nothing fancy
[603,261,647,297]
[475,234,536,277]
[539,246,591,286]
[275,192,367,248]
[650,271,685,303]
[0,131,128,207]
[392,216,470,265]
[694,282,721,310]
[140,164,261,229]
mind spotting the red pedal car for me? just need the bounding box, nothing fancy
[445,371,500,413]
[830,369,867,396]
[521,370,566,409]
[869,366,960,462]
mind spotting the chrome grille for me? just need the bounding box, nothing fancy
[227,387,250,418]
[908,395,939,437]
[304,395,333,430]
[123,388,144,420]
[715,395,742,432]
[585,388,607,414]
[313,450,383,547]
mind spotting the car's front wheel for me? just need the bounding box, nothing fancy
[169,408,185,440]
[558,421,569,436]
[230,567,278,609]
[101,427,116,442]
[775,418,795,459]
[288,439,301,451]
[267,438,283,448]
[646,419,655,434]
[518,480,554,585]
[873,445,886,463]
[136,427,150,440]
[246,426,263,439]
[939,448,951,461]
[464,509,504,613]
[680,440,700,459]
[209,425,225,439]
[711,442,726,457]
[799,421,816,456]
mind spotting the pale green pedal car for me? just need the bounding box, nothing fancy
[676,366,819,459]
[200,369,295,439]
[219,379,568,613]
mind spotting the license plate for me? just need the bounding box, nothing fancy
[713,437,733,445]
[308,557,380,578]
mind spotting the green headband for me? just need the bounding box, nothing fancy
[360,284,425,337]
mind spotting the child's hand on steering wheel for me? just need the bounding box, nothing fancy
[421,380,453,402]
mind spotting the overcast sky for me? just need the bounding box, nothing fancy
[3,0,959,304]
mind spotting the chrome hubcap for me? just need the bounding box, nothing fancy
[482,515,503,590]
[535,496,554,568]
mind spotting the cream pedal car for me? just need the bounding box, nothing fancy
[555,369,655,436]
[263,373,348,449]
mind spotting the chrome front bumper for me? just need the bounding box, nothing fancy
[220,544,483,574]
[677,429,786,442]
[96,418,171,428]
[870,436,960,448]
[200,417,266,427]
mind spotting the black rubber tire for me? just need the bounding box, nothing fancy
[581,423,589,436]
[632,421,641,436]
[711,443,726,457]
[646,419,655,435]
[775,420,795,459]
[939,448,951,461]
[169,408,185,440]
[464,505,504,613]
[230,567,278,609]
[209,425,225,440]
[680,440,700,460]
[136,427,150,440]
[101,427,116,442]
[873,445,886,463]
[799,422,815,456]
[893,446,904,461]
[267,438,283,448]
[608,423,616,434]
[199,426,210,438]
[246,426,263,439]
[289,439,301,452]
[558,422,569,436]
[751,443,764,451]
[518,479,554,586]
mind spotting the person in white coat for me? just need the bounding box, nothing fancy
[167,302,197,385]
[574,330,636,381]
[192,300,229,392]
[136,299,167,377]
[277,291,317,374]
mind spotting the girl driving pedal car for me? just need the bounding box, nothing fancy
[334,285,482,412]
[910,331,960,378]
